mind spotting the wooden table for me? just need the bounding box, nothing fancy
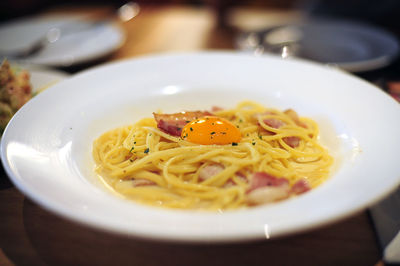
[0,5,391,265]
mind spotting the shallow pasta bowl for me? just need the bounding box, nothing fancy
[2,52,400,242]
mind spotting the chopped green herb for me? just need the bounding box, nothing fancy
[252,142,256,145]
[190,127,193,131]
[144,148,150,153]
[259,135,263,140]
[129,147,134,153]
[210,132,216,135]
[232,142,238,146]
[129,159,134,162]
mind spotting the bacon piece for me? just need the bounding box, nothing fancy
[263,118,285,129]
[153,111,212,136]
[284,109,307,128]
[283,136,300,148]
[156,119,183,136]
[248,172,289,192]
[245,172,313,205]
[259,113,301,148]
[211,106,224,112]
[252,111,284,129]
[258,109,306,129]
[199,163,224,181]
[290,179,311,195]
[246,172,290,205]
[132,178,156,187]
[246,186,291,205]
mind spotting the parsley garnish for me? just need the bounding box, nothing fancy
[232,142,238,146]
[144,148,150,153]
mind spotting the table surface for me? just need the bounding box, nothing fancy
[1,4,398,266]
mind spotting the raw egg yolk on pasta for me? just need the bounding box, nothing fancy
[181,116,241,145]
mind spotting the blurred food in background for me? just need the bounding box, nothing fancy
[0,60,32,133]
[387,81,400,102]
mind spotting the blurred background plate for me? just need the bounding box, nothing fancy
[0,15,125,67]
[236,19,400,72]
[25,65,70,92]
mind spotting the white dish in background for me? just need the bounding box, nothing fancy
[1,52,400,242]
[25,65,70,92]
[236,19,400,72]
[0,15,125,67]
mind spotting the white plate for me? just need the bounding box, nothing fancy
[2,52,400,242]
[237,20,400,72]
[0,15,125,67]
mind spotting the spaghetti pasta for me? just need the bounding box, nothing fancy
[93,101,333,210]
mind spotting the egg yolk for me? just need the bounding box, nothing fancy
[181,116,241,145]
